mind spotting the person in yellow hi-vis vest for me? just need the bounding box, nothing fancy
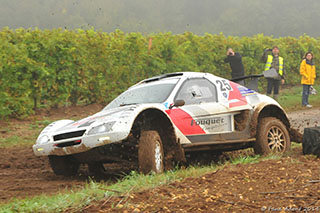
[300,52,316,108]
[261,46,286,101]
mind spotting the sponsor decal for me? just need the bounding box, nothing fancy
[166,108,233,136]
[191,115,231,133]
[238,86,256,96]
[191,117,224,126]
[223,92,228,98]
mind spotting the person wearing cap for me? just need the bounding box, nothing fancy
[261,46,285,100]
[224,48,245,85]
[300,52,316,108]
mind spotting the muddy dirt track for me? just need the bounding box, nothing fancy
[83,153,320,213]
[0,105,320,212]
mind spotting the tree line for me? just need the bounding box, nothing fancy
[0,28,319,118]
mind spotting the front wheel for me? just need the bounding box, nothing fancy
[254,117,291,155]
[48,155,80,176]
[138,130,164,174]
[88,163,106,176]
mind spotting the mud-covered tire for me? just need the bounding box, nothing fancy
[88,163,106,176]
[254,117,291,155]
[138,130,164,174]
[48,155,80,176]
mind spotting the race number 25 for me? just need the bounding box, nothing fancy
[216,80,231,91]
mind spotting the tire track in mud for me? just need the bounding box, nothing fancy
[0,146,86,202]
[288,107,320,134]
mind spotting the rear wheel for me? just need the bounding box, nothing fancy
[138,130,164,174]
[48,155,80,176]
[254,117,291,155]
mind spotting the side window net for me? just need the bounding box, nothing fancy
[175,79,217,105]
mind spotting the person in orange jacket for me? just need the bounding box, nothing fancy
[300,52,316,107]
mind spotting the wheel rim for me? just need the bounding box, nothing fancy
[267,126,286,152]
[154,140,163,172]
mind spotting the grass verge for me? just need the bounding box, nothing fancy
[278,84,320,112]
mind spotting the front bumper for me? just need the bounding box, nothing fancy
[33,131,127,156]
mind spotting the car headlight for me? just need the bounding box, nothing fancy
[88,121,116,135]
[37,135,50,144]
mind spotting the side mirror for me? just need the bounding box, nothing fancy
[169,99,185,109]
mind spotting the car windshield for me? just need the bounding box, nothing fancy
[104,80,178,110]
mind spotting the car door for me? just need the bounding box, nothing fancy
[166,78,250,144]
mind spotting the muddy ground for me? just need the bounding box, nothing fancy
[0,104,105,203]
[83,153,320,213]
[0,105,319,212]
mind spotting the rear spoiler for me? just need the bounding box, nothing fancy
[230,74,264,91]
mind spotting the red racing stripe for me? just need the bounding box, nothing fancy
[228,81,247,108]
[165,108,206,135]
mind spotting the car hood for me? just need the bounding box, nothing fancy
[54,103,166,133]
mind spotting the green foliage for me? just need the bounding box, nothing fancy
[0,133,39,148]
[0,135,35,148]
[229,155,260,165]
[1,28,320,118]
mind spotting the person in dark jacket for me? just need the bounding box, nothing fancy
[224,48,245,85]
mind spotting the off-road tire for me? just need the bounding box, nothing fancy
[88,163,106,176]
[254,117,291,155]
[138,130,164,174]
[48,155,80,176]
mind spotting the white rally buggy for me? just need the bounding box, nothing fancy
[33,72,297,176]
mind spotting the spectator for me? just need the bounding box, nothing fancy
[224,48,245,85]
[261,46,285,101]
[300,52,316,108]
